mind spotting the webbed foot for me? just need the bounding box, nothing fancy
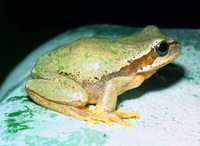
[84,105,139,128]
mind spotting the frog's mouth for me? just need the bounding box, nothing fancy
[137,41,181,73]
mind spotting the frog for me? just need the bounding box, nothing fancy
[25,25,181,127]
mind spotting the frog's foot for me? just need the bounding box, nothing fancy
[85,105,139,128]
[65,106,106,124]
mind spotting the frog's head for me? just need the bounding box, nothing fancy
[133,25,181,73]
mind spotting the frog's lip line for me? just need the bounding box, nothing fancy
[137,49,180,73]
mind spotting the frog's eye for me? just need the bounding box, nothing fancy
[154,41,169,57]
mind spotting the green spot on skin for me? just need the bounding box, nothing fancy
[34,64,42,73]
[58,65,65,71]
[109,40,129,45]
[84,55,94,60]
[63,52,67,56]
[65,65,71,69]
[85,55,90,60]
[47,52,52,56]
[97,57,104,61]
[97,57,113,64]
[108,58,113,63]
[58,62,75,71]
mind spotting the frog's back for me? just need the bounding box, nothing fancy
[32,36,150,83]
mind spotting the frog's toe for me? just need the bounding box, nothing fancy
[85,105,138,128]
[114,108,140,119]
[71,105,138,127]
[105,111,135,128]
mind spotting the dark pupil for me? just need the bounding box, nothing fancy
[156,42,169,57]
[159,42,168,53]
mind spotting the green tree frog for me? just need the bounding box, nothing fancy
[26,25,181,127]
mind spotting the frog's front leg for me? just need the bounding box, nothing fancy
[93,75,145,127]
[25,74,103,123]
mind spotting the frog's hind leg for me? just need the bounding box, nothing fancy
[27,89,97,123]
[26,78,109,124]
[87,105,139,128]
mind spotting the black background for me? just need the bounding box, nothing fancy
[0,0,199,85]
